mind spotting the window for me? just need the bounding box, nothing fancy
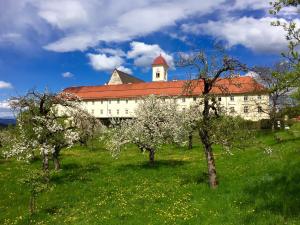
[193,97,197,101]
[117,99,120,104]
[108,109,111,114]
[218,97,222,101]
[126,99,128,104]
[182,98,185,103]
[258,95,262,100]
[230,96,234,101]
[135,99,138,103]
[92,101,95,105]
[116,109,119,115]
[108,100,111,104]
[230,107,235,113]
[91,109,94,114]
[244,96,248,101]
[100,109,103,114]
[125,109,128,114]
[101,100,103,104]
[258,106,263,113]
[162,98,166,102]
[156,72,160,78]
[244,106,249,113]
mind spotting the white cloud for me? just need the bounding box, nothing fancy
[0,100,13,118]
[0,100,10,109]
[230,0,270,11]
[97,48,126,57]
[62,72,74,78]
[4,0,225,52]
[117,66,133,75]
[127,41,174,68]
[3,0,297,54]
[182,17,299,53]
[87,53,124,71]
[0,81,13,89]
[37,0,88,30]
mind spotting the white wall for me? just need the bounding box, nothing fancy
[80,94,270,121]
[152,65,168,82]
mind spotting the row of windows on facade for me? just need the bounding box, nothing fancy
[90,106,263,115]
[230,106,263,114]
[87,95,263,105]
[90,109,129,115]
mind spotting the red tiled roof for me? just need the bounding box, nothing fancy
[152,55,168,67]
[63,76,267,100]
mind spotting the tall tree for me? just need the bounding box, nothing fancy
[270,0,300,64]
[177,51,247,188]
[253,62,300,129]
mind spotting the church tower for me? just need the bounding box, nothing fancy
[152,55,169,82]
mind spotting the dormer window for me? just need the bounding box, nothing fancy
[156,72,160,78]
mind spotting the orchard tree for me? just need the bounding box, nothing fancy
[106,95,183,165]
[270,0,300,64]
[253,62,300,129]
[5,90,101,172]
[71,108,103,147]
[179,103,202,149]
[177,51,247,188]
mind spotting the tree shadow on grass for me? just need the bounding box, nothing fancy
[180,172,209,185]
[241,161,300,222]
[51,162,101,184]
[118,159,190,171]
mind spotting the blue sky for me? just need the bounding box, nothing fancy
[0,0,299,117]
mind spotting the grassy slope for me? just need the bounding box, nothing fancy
[0,131,299,225]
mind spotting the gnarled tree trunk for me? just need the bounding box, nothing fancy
[199,93,218,188]
[204,144,218,188]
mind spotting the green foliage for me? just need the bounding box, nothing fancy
[270,1,300,64]
[21,168,53,215]
[288,122,300,138]
[279,105,300,119]
[0,133,299,224]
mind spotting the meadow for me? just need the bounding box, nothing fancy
[0,130,299,225]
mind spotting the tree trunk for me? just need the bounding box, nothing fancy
[42,153,49,172]
[29,195,35,215]
[205,145,218,188]
[188,132,193,149]
[200,92,218,188]
[53,155,61,170]
[148,148,155,165]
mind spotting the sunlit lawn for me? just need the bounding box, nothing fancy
[0,131,299,225]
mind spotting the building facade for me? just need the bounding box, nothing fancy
[63,56,270,121]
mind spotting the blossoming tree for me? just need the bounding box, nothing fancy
[106,95,184,165]
[5,90,102,171]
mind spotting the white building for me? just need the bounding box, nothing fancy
[63,55,270,121]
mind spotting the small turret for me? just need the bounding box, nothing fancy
[152,55,169,82]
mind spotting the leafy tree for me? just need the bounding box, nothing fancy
[106,95,183,165]
[270,0,300,64]
[253,62,300,129]
[177,51,248,188]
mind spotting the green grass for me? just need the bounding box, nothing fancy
[0,131,300,225]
